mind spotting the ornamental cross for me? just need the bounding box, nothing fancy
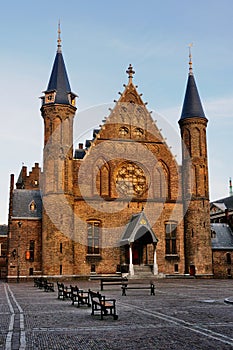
[126,64,135,82]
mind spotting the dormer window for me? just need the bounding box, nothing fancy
[68,93,76,107]
[211,229,216,238]
[29,201,37,212]
[44,90,56,104]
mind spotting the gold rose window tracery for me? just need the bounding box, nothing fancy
[116,162,147,197]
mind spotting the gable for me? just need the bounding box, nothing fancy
[74,65,181,203]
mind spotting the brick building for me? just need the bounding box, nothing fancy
[0,225,8,279]
[210,196,233,278]
[7,31,213,281]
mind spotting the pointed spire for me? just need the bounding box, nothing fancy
[126,64,135,84]
[42,24,77,106]
[179,46,206,121]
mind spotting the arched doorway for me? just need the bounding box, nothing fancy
[132,229,154,266]
[120,211,159,276]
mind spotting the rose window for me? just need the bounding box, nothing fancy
[116,162,147,196]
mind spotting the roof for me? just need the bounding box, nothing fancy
[179,73,206,121]
[12,190,42,219]
[211,223,233,250]
[45,50,72,104]
[211,196,233,211]
[120,211,158,245]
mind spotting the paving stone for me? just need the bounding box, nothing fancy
[0,279,233,349]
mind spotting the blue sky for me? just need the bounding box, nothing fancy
[0,0,233,223]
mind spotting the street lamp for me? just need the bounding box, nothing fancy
[17,221,22,283]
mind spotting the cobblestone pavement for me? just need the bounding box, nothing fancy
[0,278,233,349]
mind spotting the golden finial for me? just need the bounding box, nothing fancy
[57,20,62,52]
[126,64,135,83]
[188,43,193,75]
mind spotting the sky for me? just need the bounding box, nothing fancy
[0,0,233,224]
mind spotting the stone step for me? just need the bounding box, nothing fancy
[133,265,152,273]
[129,265,154,279]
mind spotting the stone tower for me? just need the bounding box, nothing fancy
[40,26,77,276]
[179,51,213,277]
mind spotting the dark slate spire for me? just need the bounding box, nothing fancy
[179,47,206,121]
[42,23,76,106]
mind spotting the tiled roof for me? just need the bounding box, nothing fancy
[12,190,42,219]
[211,223,233,250]
[211,196,233,211]
[45,50,72,104]
[179,74,206,121]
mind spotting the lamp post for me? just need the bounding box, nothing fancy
[17,221,22,283]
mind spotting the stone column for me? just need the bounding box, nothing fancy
[153,244,158,275]
[129,243,134,276]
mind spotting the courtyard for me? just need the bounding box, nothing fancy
[0,278,233,349]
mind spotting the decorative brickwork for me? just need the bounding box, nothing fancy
[6,39,214,280]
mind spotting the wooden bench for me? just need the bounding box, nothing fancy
[89,290,118,320]
[34,277,46,289]
[121,282,155,296]
[57,282,71,300]
[43,279,55,292]
[100,277,128,291]
[70,285,91,307]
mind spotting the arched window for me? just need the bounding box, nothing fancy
[87,221,101,255]
[183,128,191,157]
[119,126,129,137]
[93,159,110,197]
[158,160,170,199]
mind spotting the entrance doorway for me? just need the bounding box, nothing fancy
[132,230,154,266]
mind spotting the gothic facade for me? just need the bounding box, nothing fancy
[7,34,213,281]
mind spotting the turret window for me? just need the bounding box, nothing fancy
[45,90,56,104]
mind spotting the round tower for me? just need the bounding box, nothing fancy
[40,25,77,277]
[179,49,213,277]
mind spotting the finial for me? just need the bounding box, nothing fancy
[126,64,135,83]
[229,177,233,196]
[188,43,193,75]
[57,20,62,52]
